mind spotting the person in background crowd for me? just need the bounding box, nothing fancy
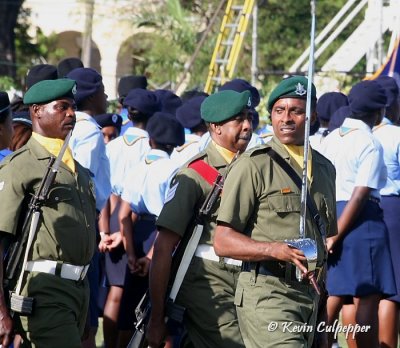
[117,75,148,135]
[118,112,184,348]
[25,64,58,90]
[309,91,348,152]
[0,79,96,348]
[154,89,182,116]
[372,75,400,348]
[0,92,14,161]
[320,80,396,348]
[57,57,84,78]
[147,89,252,348]
[95,113,122,144]
[100,88,160,348]
[172,95,208,166]
[66,67,111,348]
[10,111,32,151]
[214,76,337,348]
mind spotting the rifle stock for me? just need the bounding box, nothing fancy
[128,170,225,348]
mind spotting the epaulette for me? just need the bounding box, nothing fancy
[246,143,270,157]
[0,147,29,167]
[175,140,199,153]
[184,151,207,168]
[123,134,146,146]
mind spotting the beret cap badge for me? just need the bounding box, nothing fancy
[295,83,307,96]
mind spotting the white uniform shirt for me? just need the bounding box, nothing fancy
[121,149,179,216]
[309,127,328,153]
[106,127,150,196]
[69,111,111,211]
[171,133,202,166]
[373,117,400,196]
[320,117,387,201]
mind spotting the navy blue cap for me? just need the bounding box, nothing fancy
[26,64,58,89]
[154,90,182,116]
[146,112,185,146]
[66,67,103,104]
[328,105,351,132]
[12,110,31,126]
[176,96,206,129]
[95,113,122,133]
[348,80,388,114]
[375,75,399,106]
[316,92,348,121]
[123,89,161,117]
[57,57,84,78]
[219,78,260,107]
[0,92,10,114]
[118,75,147,98]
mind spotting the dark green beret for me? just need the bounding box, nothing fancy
[201,90,251,123]
[267,76,316,112]
[23,78,76,105]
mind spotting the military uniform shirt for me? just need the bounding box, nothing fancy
[373,117,400,196]
[121,149,179,216]
[320,117,387,201]
[106,126,150,196]
[69,111,111,211]
[157,142,229,245]
[0,137,96,265]
[217,137,337,265]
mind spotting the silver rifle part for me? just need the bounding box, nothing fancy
[287,0,318,282]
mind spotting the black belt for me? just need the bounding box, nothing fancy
[243,261,321,284]
[243,261,297,281]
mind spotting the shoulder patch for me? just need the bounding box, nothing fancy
[123,134,146,146]
[164,182,179,204]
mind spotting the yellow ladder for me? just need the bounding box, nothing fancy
[204,0,255,94]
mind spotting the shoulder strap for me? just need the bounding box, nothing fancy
[188,159,219,186]
[265,147,326,238]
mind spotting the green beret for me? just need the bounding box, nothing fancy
[23,78,76,105]
[201,90,251,123]
[267,76,316,112]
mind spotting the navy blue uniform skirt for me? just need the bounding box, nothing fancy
[327,200,396,297]
[381,196,400,303]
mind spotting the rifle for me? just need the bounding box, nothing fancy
[5,131,72,314]
[127,168,225,348]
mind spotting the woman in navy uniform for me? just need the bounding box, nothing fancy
[321,80,396,348]
[373,75,400,348]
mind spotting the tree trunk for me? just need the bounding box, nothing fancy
[0,0,24,79]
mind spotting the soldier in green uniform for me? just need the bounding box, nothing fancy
[214,76,337,348]
[0,79,97,348]
[146,90,253,348]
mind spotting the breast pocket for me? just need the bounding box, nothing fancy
[267,194,301,216]
[46,184,74,206]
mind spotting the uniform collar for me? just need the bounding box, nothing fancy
[124,126,149,137]
[145,148,169,164]
[75,111,101,129]
[373,116,392,132]
[205,141,231,170]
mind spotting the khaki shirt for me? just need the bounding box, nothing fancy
[156,143,229,245]
[217,137,337,265]
[0,138,96,266]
